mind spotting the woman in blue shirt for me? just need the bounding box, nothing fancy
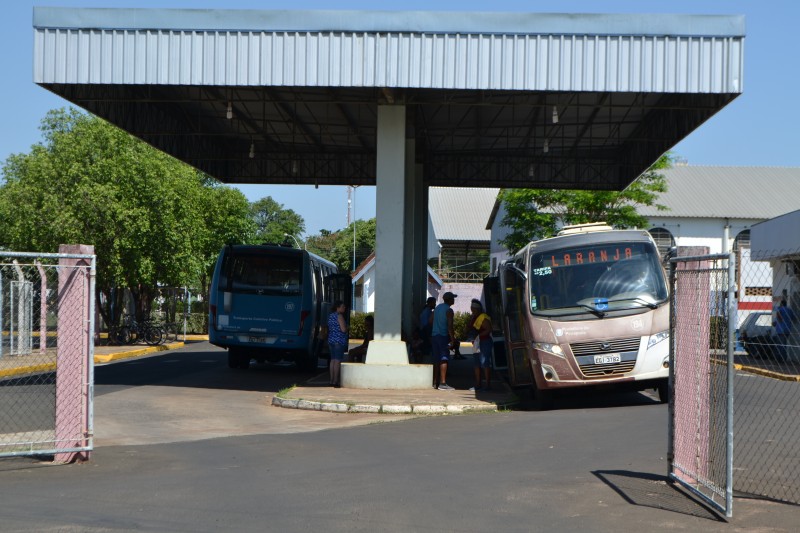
[328,300,349,387]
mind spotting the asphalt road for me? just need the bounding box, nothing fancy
[1,342,798,532]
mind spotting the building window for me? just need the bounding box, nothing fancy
[648,227,675,263]
[733,230,750,254]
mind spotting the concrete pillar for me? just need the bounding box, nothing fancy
[410,162,428,332]
[341,106,431,389]
[401,137,417,339]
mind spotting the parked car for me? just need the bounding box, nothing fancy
[739,311,775,358]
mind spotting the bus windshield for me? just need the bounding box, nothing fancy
[528,241,667,315]
[219,251,303,296]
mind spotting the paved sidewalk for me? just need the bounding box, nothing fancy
[274,353,518,414]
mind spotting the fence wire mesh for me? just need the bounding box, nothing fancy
[669,246,800,515]
[669,251,733,516]
[0,252,94,459]
[733,247,799,504]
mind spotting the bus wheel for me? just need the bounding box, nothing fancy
[297,352,320,373]
[228,349,249,370]
[656,379,669,404]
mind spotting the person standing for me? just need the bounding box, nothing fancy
[468,299,493,392]
[431,292,457,390]
[418,297,436,361]
[775,299,795,361]
[327,300,349,387]
[347,315,373,363]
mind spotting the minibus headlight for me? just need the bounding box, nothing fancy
[647,330,669,349]
[533,342,564,356]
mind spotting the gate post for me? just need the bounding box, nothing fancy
[55,244,94,463]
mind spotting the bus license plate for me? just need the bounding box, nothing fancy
[247,336,276,344]
[594,354,621,364]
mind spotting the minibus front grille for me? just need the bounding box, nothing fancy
[570,337,640,377]
[578,360,637,376]
[570,337,640,356]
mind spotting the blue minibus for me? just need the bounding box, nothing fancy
[208,244,351,372]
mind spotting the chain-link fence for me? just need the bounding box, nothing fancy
[734,246,799,504]
[668,246,800,517]
[0,249,94,462]
[668,250,734,517]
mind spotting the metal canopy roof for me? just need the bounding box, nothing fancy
[33,8,744,191]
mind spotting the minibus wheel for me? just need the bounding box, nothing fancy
[529,382,554,411]
[656,379,669,403]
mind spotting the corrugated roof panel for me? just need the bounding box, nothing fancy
[429,187,498,242]
[34,9,744,94]
[638,166,800,220]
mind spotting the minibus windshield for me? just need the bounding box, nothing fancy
[528,241,667,315]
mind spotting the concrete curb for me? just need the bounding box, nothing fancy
[271,393,513,415]
[0,342,187,379]
[0,362,57,379]
[94,342,185,364]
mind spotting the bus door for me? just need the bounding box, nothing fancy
[500,263,534,387]
[326,273,353,326]
[483,276,508,371]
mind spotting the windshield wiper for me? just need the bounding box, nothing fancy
[606,296,659,309]
[577,303,606,318]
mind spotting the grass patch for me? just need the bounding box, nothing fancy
[276,385,296,398]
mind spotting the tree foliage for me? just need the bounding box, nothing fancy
[0,108,254,324]
[498,154,673,253]
[307,218,376,272]
[249,196,305,246]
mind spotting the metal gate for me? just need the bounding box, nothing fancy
[0,248,95,462]
[668,251,735,517]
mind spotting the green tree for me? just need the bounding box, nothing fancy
[0,108,254,326]
[328,218,377,272]
[305,218,376,272]
[249,196,305,246]
[498,154,672,253]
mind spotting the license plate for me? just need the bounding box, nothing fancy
[247,336,276,344]
[594,354,621,364]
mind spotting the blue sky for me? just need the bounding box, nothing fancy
[3,1,798,236]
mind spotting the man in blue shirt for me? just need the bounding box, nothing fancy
[775,299,795,360]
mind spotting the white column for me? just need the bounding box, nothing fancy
[367,105,408,363]
[401,138,417,338]
[341,105,432,388]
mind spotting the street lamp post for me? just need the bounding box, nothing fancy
[284,233,304,250]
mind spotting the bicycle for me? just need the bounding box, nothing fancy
[116,318,165,346]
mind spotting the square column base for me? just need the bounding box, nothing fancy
[341,362,433,389]
[364,340,409,364]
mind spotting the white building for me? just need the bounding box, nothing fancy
[751,209,800,312]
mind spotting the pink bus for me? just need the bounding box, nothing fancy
[486,223,670,410]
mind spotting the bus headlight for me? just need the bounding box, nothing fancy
[647,330,669,350]
[533,342,564,357]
